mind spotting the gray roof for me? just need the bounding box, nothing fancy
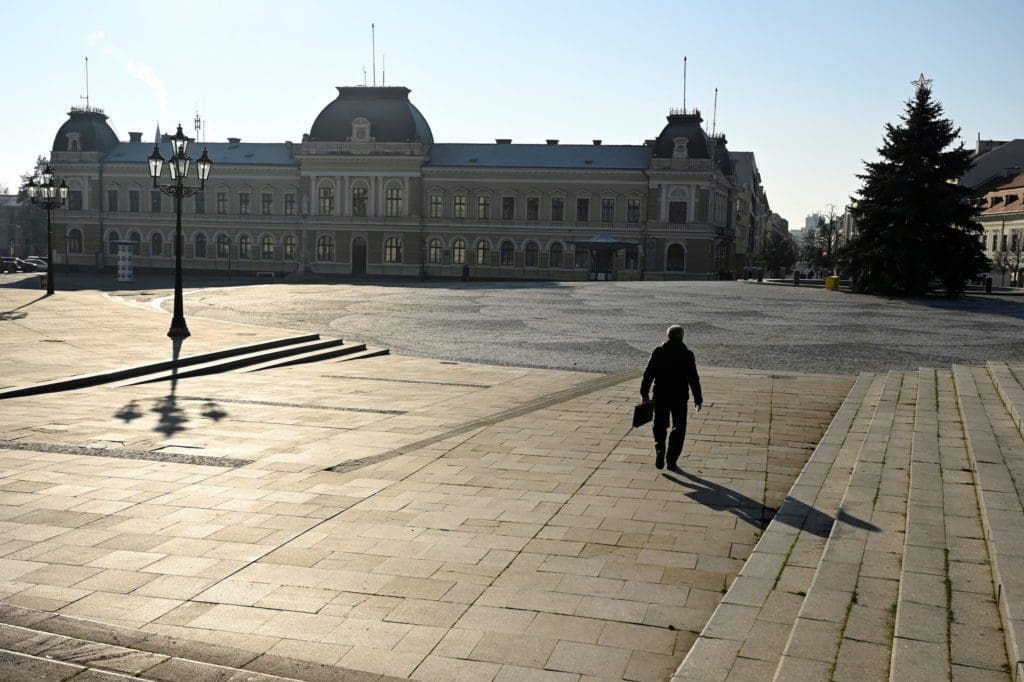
[427,143,651,170]
[103,142,299,167]
[961,139,1024,189]
[309,87,433,145]
[52,109,120,154]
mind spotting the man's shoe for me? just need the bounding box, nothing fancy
[655,444,665,470]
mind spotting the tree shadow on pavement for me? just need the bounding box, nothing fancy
[661,469,879,538]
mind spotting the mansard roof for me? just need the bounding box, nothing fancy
[427,143,652,170]
[103,141,299,167]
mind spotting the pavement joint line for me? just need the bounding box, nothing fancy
[324,367,641,473]
[320,374,491,389]
[176,395,406,415]
[0,439,251,468]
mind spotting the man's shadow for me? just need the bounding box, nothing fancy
[662,469,879,538]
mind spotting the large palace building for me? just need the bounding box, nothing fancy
[48,86,773,280]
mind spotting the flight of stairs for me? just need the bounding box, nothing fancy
[675,361,1024,681]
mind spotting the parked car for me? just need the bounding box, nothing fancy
[1,256,22,273]
[24,257,47,271]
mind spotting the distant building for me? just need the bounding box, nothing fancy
[0,195,25,257]
[729,151,770,272]
[45,86,784,281]
[961,138,1024,190]
[978,172,1024,286]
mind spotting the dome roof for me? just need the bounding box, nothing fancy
[652,110,710,160]
[52,108,119,153]
[308,86,433,145]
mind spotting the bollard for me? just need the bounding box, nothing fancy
[986,277,993,294]
[793,271,800,286]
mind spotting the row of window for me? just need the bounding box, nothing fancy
[318,185,403,217]
[69,228,689,271]
[429,194,642,223]
[989,232,1022,252]
[95,190,299,216]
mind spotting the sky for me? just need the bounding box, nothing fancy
[2,0,1022,231]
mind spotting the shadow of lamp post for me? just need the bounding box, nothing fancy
[148,124,212,339]
[24,165,68,296]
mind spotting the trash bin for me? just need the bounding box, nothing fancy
[986,277,993,294]
[793,271,800,286]
[825,275,840,291]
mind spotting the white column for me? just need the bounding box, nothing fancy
[343,175,350,216]
[311,175,319,215]
[403,175,411,217]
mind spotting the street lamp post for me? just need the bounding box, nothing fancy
[148,124,212,339]
[25,165,69,295]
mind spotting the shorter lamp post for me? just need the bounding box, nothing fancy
[25,165,69,295]
[148,124,212,339]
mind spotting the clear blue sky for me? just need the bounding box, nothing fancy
[3,0,1021,229]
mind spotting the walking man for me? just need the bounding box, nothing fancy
[641,324,703,470]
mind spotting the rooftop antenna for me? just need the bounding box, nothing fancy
[362,66,367,86]
[194,102,203,143]
[711,87,718,137]
[80,56,90,109]
[371,23,376,86]
[683,56,687,113]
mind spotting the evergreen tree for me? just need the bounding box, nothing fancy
[841,76,988,296]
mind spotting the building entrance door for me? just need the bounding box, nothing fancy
[592,250,614,280]
[352,237,367,276]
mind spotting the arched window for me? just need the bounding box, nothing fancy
[352,184,368,217]
[106,230,120,255]
[428,238,442,264]
[452,239,466,265]
[283,236,297,260]
[195,233,207,258]
[128,231,142,254]
[261,235,275,260]
[500,240,515,266]
[476,240,489,266]
[524,242,539,267]
[666,244,686,271]
[317,235,335,262]
[151,232,163,257]
[216,234,230,258]
[239,234,252,259]
[384,237,402,263]
[67,229,83,254]
[549,242,564,268]
[318,183,334,215]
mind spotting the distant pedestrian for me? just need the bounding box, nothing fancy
[640,325,703,470]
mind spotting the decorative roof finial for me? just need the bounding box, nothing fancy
[911,73,932,92]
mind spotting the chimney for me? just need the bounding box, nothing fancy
[592,139,602,145]
[128,132,142,143]
[285,141,293,155]
[546,139,559,145]
[227,137,241,147]
[495,138,511,144]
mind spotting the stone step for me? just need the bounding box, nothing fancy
[773,370,916,681]
[989,361,1024,439]
[672,371,885,681]
[890,368,1012,680]
[0,603,396,681]
[954,364,1024,680]
[239,341,370,372]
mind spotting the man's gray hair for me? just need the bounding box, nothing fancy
[667,325,684,341]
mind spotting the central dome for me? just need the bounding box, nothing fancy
[308,86,433,145]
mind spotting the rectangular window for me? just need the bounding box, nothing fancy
[1012,233,1020,251]
[669,201,687,224]
[454,195,467,219]
[526,197,539,222]
[129,190,140,213]
[386,187,403,217]
[150,190,162,213]
[429,194,443,219]
[1002,234,1008,251]
[574,247,588,268]
[194,191,205,214]
[261,192,273,215]
[319,187,333,215]
[107,190,118,212]
[216,192,228,214]
[67,190,83,211]
[239,192,250,215]
[601,198,615,222]
[576,197,589,222]
[477,196,490,220]
[284,193,296,216]
[352,187,367,216]
[627,198,641,223]
[551,197,564,222]
[502,196,515,221]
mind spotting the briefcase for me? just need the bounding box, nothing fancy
[632,402,653,428]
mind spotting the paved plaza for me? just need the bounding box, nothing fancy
[0,277,1022,680]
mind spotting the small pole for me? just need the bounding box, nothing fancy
[372,23,376,86]
[683,56,687,112]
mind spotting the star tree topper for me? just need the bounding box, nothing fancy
[912,73,933,93]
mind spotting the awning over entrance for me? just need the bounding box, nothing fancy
[568,234,640,280]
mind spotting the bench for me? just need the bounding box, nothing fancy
[256,271,274,280]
